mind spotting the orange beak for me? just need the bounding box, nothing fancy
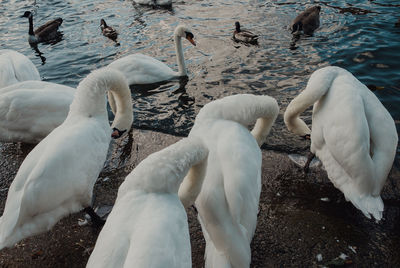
[186,36,196,46]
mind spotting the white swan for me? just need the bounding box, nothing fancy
[87,137,208,268]
[178,94,279,267]
[108,25,196,85]
[0,50,40,88]
[0,68,133,249]
[284,66,398,221]
[0,80,74,143]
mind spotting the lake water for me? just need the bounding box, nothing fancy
[1,0,399,160]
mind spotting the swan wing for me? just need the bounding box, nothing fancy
[0,118,109,249]
[88,193,191,268]
[0,50,40,88]
[0,85,74,143]
[108,54,177,85]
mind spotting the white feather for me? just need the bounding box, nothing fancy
[179,94,279,267]
[0,81,74,143]
[0,50,40,88]
[108,25,195,85]
[87,137,208,268]
[284,66,398,221]
[0,68,133,249]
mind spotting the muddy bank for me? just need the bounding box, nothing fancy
[0,129,399,267]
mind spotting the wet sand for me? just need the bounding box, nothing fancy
[0,129,399,267]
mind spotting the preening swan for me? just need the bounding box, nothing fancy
[0,68,133,250]
[291,6,321,35]
[233,21,258,45]
[108,25,196,85]
[284,66,397,221]
[0,50,40,88]
[21,11,63,44]
[179,94,279,267]
[0,80,74,143]
[87,137,208,268]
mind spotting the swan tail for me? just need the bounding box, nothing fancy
[196,94,279,146]
[284,66,340,136]
[345,191,384,221]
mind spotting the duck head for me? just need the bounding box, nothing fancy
[235,21,241,32]
[21,11,32,18]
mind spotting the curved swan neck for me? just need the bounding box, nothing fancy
[178,156,208,208]
[69,69,133,132]
[284,92,312,136]
[174,35,187,76]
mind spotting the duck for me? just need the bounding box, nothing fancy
[87,137,208,268]
[0,68,133,250]
[107,25,196,85]
[100,19,119,44]
[0,49,40,88]
[132,0,172,7]
[233,21,258,44]
[178,94,279,267]
[21,11,63,44]
[0,80,75,143]
[284,66,397,221]
[291,5,321,35]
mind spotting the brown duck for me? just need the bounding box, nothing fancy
[291,6,321,35]
[233,21,258,44]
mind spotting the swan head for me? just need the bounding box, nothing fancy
[111,128,127,139]
[174,25,196,46]
[21,11,32,18]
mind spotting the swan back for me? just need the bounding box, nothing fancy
[87,137,208,268]
[285,66,397,220]
[0,50,40,88]
[0,80,74,143]
[182,94,279,267]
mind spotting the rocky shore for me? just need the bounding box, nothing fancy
[0,128,399,267]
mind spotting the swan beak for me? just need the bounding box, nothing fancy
[111,128,126,139]
[186,36,196,46]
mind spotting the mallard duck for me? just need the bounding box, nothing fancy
[233,21,258,44]
[291,5,321,35]
[100,19,118,42]
[21,11,62,44]
[284,66,397,221]
[108,25,196,85]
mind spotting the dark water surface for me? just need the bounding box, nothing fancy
[1,0,399,158]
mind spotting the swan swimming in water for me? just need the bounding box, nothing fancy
[87,137,208,268]
[0,68,133,250]
[0,80,74,143]
[179,94,279,267]
[284,66,397,221]
[21,11,63,44]
[108,25,196,85]
[0,50,40,88]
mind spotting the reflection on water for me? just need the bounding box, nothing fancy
[0,0,399,158]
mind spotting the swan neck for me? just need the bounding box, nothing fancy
[69,69,133,133]
[28,16,34,35]
[284,93,312,136]
[174,35,187,76]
